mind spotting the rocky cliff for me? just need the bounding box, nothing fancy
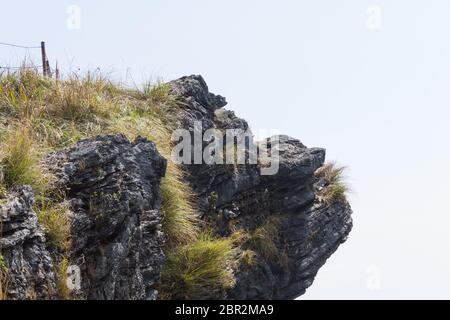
[0,75,352,300]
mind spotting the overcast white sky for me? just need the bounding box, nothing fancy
[1,0,450,299]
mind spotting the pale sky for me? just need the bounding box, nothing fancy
[1,0,450,299]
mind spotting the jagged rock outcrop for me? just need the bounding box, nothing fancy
[46,134,167,300]
[0,186,56,299]
[0,75,352,300]
[168,76,353,299]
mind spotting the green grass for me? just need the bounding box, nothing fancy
[159,232,238,299]
[314,162,349,205]
[45,74,119,121]
[136,81,178,107]
[0,68,51,118]
[56,257,71,300]
[37,199,72,300]
[30,118,85,150]
[247,217,284,265]
[0,124,50,193]
[35,200,71,252]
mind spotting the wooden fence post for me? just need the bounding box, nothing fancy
[41,41,47,76]
[46,59,51,77]
[55,61,60,80]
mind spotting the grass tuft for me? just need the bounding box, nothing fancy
[56,257,71,300]
[160,232,238,300]
[247,216,283,264]
[0,68,50,118]
[136,82,178,107]
[315,162,349,205]
[0,125,50,193]
[240,249,257,266]
[35,200,71,252]
[160,167,199,245]
[45,74,117,121]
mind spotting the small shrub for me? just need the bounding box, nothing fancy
[315,162,349,205]
[160,233,237,299]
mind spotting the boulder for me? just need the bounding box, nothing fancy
[46,134,167,300]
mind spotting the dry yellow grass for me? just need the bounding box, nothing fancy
[247,216,284,265]
[56,257,71,300]
[0,124,51,194]
[35,200,72,253]
[315,162,349,205]
[159,232,238,299]
[240,249,257,266]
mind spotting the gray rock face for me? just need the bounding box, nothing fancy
[282,201,352,298]
[170,75,227,112]
[168,76,260,217]
[167,75,353,299]
[47,134,167,300]
[0,186,56,300]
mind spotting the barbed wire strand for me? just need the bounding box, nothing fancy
[0,42,41,49]
[0,66,44,70]
[0,41,44,71]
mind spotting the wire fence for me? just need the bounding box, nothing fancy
[0,65,44,70]
[0,41,55,76]
[0,42,41,49]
